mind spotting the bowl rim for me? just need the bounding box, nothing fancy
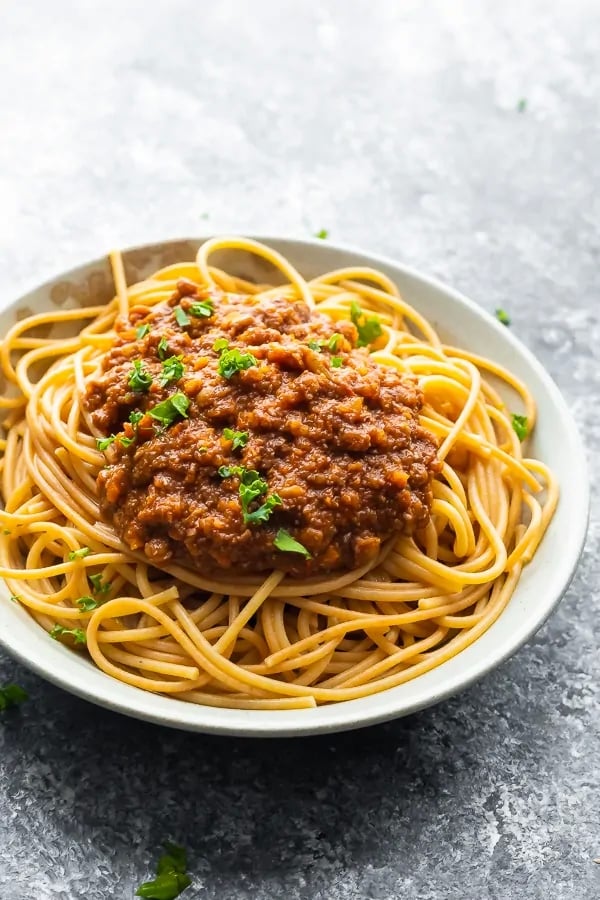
[0,234,590,736]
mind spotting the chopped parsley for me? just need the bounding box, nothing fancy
[189,299,214,318]
[517,98,527,113]
[158,356,185,387]
[89,573,111,595]
[173,306,190,328]
[495,308,511,326]
[96,434,134,450]
[129,359,153,392]
[214,341,258,380]
[148,392,190,426]
[350,300,383,348]
[68,547,90,561]
[10,595,20,604]
[76,596,98,612]
[50,624,87,644]
[331,356,343,368]
[511,414,529,441]
[273,529,311,558]
[308,333,343,353]
[314,229,329,239]
[218,465,281,525]
[136,323,150,340]
[157,337,170,360]
[136,842,191,899]
[129,411,144,427]
[243,493,282,525]
[0,684,28,711]
[223,428,249,451]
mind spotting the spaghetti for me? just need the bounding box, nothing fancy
[0,237,558,709]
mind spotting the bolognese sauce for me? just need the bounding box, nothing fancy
[84,280,440,576]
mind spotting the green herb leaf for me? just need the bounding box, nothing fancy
[89,574,111,595]
[511,414,529,441]
[0,683,28,711]
[314,229,329,239]
[495,308,511,326]
[119,434,135,448]
[129,359,153,392]
[129,411,144,427]
[213,338,229,353]
[157,337,170,360]
[68,547,91,561]
[331,356,343,368]
[50,624,87,644]
[217,347,258,380]
[189,299,214,318]
[273,529,311,558]
[76,595,98,611]
[307,340,322,352]
[136,842,191,899]
[148,392,190,426]
[174,306,190,328]
[243,493,282,525]
[136,324,150,340]
[350,300,383,349]
[223,428,249,451]
[158,356,185,387]
[517,98,527,113]
[327,333,342,351]
[9,595,20,604]
[96,435,117,451]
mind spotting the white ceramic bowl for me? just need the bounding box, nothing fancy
[0,237,589,736]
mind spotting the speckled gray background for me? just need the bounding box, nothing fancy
[0,2,599,898]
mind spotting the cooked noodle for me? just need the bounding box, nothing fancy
[0,237,558,709]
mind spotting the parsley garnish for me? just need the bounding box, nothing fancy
[189,299,214,318]
[243,494,282,525]
[158,356,185,387]
[174,306,190,328]
[511,414,529,441]
[517,98,527,113]
[273,529,311,558]
[129,411,144,427]
[136,842,191,899]
[136,324,150,339]
[148,392,190,426]
[120,435,135,448]
[76,596,98,612]
[495,308,511,326]
[50,624,87,644]
[308,333,343,354]
[218,466,281,524]
[9,595,20,603]
[157,337,169,360]
[129,359,153,392]
[89,574,111,595]
[68,547,90,561]
[223,428,249,451]
[214,342,257,380]
[96,435,116,450]
[331,356,343,368]
[314,229,329,239]
[350,301,383,349]
[308,340,322,352]
[0,684,28,711]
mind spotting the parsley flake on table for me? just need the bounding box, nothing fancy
[350,300,383,349]
[273,529,311,558]
[495,308,511,326]
[0,684,28,711]
[314,229,329,239]
[136,842,192,899]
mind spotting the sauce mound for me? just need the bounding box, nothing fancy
[84,281,439,577]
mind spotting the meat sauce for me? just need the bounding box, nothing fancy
[84,280,440,577]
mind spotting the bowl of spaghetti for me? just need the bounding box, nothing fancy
[0,236,588,735]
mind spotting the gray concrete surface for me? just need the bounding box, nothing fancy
[1,1,599,898]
